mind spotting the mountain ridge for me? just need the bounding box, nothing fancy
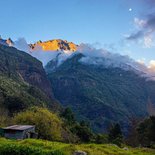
[0,36,78,52]
[46,53,155,133]
[30,39,78,51]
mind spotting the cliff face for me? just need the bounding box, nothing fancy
[0,45,53,98]
[30,39,77,51]
[0,44,60,114]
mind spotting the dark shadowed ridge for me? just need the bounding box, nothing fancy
[46,53,155,134]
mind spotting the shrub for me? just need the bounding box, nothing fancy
[13,107,62,141]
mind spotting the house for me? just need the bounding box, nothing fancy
[1,125,37,140]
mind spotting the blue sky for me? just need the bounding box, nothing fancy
[0,0,155,64]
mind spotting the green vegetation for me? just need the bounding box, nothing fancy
[1,105,155,148]
[61,108,76,126]
[0,75,50,116]
[0,138,154,155]
[0,45,59,118]
[60,107,95,143]
[108,123,123,147]
[0,45,155,153]
[13,107,63,141]
[12,107,94,143]
[137,116,155,147]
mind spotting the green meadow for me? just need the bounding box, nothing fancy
[0,138,154,155]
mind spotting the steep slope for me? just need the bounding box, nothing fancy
[0,45,53,97]
[46,53,155,133]
[0,44,58,114]
[30,39,77,51]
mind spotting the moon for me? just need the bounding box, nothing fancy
[129,8,132,12]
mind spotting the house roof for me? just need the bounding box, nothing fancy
[3,125,34,131]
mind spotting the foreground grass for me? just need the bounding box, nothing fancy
[0,138,154,155]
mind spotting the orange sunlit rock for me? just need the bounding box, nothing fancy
[30,39,77,52]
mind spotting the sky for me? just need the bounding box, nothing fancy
[0,0,155,65]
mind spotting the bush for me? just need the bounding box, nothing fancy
[13,107,62,141]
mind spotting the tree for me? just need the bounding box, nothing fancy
[137,116,155,147]
[72,124,94,142]
[0,106,10,127]
[61,107,75,125]
[70,120,94,143]
[125,117,142,147]
[108,123,123,146]
[13,107,62,141]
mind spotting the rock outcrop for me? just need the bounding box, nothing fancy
[73,151,87,155]
[0,37,14,47]
[30,39,77,51]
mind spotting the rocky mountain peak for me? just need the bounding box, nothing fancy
[6,38,14,46]
[30,39,78,52]
[0,36,14,46]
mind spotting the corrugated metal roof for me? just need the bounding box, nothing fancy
[3,125,34,131]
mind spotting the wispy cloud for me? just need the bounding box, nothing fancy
[126,31,144,40]
[13,39,155,80]
[125,0,155,48]
[126,14,155,47]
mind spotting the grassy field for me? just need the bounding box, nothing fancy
[0,138,154,155]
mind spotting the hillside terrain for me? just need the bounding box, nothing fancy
[0,44,59,115]
[0,40,154,151]
[46,53,155,133]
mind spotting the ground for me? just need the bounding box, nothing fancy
[0,138,154,155]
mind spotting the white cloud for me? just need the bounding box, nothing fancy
[137,58,146,65]
[14,38,30,52]
[126,14,155,48]
[144,34,153,48]
[13,39,155,80]
[148,60,155,70]
[134,18,146,29]
[14,38,62,66]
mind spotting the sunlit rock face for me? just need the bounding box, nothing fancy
[0,36,14,47]
[30,39,77,52]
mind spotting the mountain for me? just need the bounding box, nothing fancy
[0,36,78,52]
[30,39,77,51]
[0,37,14,47]
[0,44,59,115]
[46,53,155,133]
